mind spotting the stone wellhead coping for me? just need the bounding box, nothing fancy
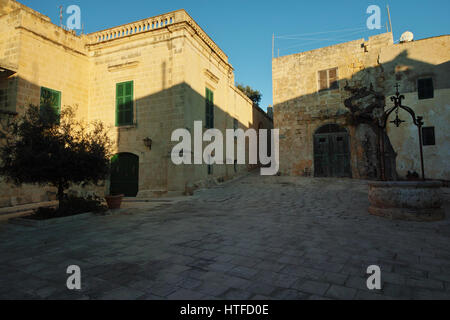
[87,9,229,63]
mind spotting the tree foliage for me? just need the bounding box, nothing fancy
[236,83,262,106]
[0,105,113,205]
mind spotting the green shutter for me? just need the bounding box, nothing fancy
[205,88,209,128]
[210,90,214,128]
[116,81,134,126]
[54,90,61,121]
[205,88,214,129]
[40,87,61,124]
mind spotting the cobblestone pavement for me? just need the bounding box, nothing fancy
[1,173,450,300]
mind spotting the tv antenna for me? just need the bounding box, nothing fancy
[59,5,63,28]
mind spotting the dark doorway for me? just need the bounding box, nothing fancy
[314,124,351,177]
[110,153,139,197]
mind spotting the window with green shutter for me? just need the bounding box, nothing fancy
[40,87,61,123]
[116,81,134,126]
[205,88,214,129]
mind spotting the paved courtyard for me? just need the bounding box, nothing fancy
[1,173,450,300]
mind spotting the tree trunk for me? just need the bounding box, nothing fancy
[57,182,64,208]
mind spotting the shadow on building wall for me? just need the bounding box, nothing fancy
[113,80,273,196]
[273,50,450,180]
[0,71,273,206]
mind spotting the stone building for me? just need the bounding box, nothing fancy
[0,0,272,208]
[272,32,450,181]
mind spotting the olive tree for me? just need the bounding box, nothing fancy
[0,104,113,206]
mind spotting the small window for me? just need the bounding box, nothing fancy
[208,164,213,175]
[422,127,435,146]
[40,87,61,123]
[116,81,134,126]
[233,118,238,130]
[205,88,214,129]
[418,78,434,100]
[318,67,339,91]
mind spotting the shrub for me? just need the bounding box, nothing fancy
[0,105,113,210]
[28,195,107,220]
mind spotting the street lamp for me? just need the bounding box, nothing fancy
[143,137,153,150]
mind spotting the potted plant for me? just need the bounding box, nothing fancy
[105,193,124,209]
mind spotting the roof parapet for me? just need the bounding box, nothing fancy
[87,9,228,63]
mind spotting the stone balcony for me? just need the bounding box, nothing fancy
[87,10,178,44]
[86,9,228,63]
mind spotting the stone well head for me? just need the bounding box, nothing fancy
[368,181,445,221]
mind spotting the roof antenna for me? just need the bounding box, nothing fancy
[272,33,274,59]
[59,5,63,28]
[387,5,393,34]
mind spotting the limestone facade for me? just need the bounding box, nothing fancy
[272,32,450,181]
[0,0,272,207]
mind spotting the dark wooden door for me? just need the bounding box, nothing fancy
[330,133,351,177]
[110,153,139,197]
[314,129,351,178]
[314,135,331,177]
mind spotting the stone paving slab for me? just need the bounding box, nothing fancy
[0,173,449,300]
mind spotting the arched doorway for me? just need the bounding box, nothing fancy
[313,124,351,177]
[110,153,139,197]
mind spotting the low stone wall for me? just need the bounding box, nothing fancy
[368,181,445,221]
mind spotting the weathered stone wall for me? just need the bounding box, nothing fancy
[273,33,392,177]
[87,25,185,196]
[181,23,271,186]
[380,36,450,180]
[273,32,449,181]
[0,0,90,207]
[0,2,271,207]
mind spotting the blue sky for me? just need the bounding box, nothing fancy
[20,0,450,110]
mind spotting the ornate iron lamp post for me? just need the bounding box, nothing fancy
[379,84,425,181]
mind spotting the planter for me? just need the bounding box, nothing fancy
[368,181,445,221]
[105,194,124,210]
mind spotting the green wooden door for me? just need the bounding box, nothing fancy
[110,153,139,197]
[314,125,351,178]
[314,135,331,177]
[330,133,351,177]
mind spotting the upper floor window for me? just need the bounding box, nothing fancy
[205,88,214,129]
[40,87,61,124]
[418,78,434,100]
[116,81,134,126]
[318,67,339,91]
[233,118,238,130]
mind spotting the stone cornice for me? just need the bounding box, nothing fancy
[16,26,87,57]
